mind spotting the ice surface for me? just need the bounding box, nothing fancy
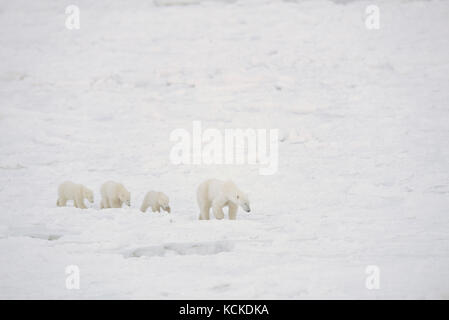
[0,0,448,299]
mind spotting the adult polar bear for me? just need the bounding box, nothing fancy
[197,179,250,220]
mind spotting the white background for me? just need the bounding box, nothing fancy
[0,0,448,298]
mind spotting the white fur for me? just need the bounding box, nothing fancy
[140,191,170,213]
[57,181,94,209]
[100,181,131,209]
[197,179,250,220]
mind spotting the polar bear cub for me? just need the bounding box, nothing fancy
[57,181,94,209]
[100,181,131,209]
[197,179,250,220]
[140,191,171,213]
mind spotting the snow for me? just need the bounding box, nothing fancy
[1,0,449,299]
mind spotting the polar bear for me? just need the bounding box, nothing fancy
[140,191,171,213]
[197,179,250,220]
[57,181,94,209]
[100,181,131,209]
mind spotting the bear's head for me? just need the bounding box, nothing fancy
[235,190,250,213]
[83,187,94,203]
[119,190,131,206]
[158,192,171,213]
[224,181,251,213]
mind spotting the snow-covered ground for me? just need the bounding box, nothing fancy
[1,0,449,299]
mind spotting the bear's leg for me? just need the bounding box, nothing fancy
[140,200,149,213]
[199,203,210,220]
[212,203,225,220]
[57,197,67,207]
[228,203,238,220]
[111,199,121,208]
[101,198,111,209]
[204,204,211,219]
[76,197,87,209]
[152,204,160,212]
